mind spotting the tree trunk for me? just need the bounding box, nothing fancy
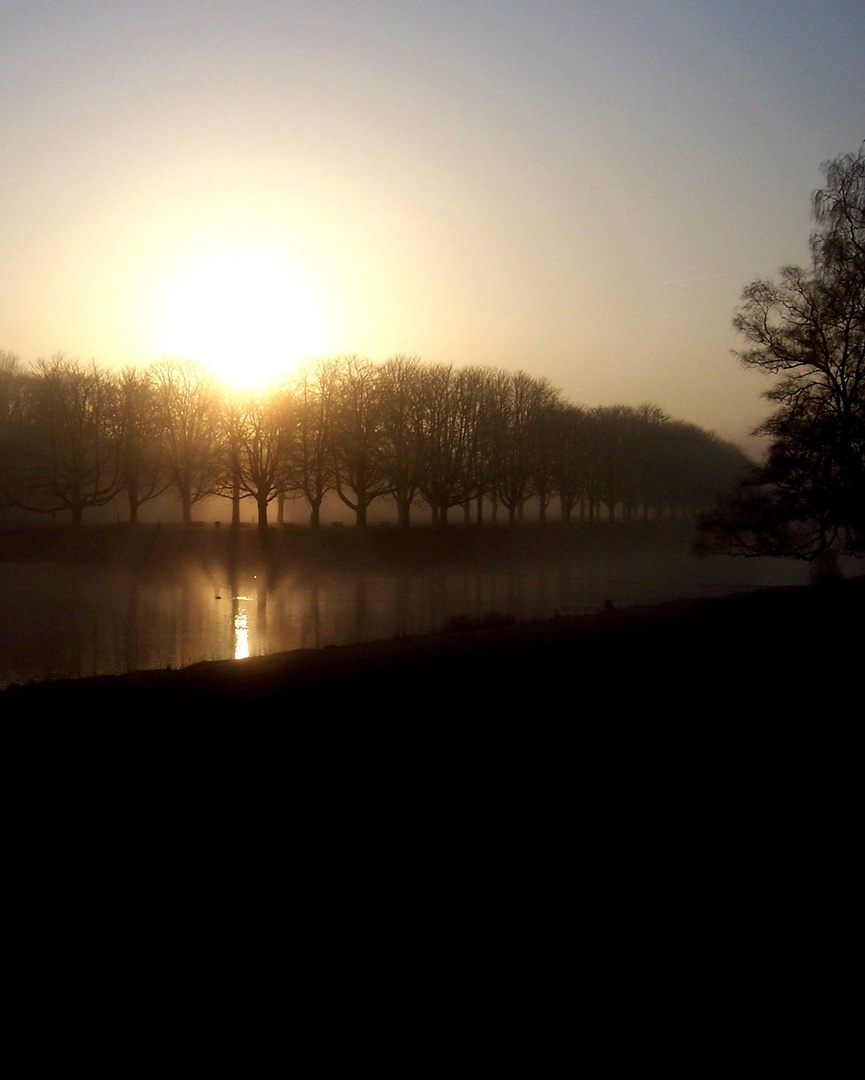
[127,478,139,525]
[257,494,269,530]
[396,496,411,530]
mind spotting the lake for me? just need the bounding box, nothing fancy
[0,536,814,690]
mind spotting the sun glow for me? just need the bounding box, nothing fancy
[159,252,324,388]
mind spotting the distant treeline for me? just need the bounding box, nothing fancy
[0,352,749,528]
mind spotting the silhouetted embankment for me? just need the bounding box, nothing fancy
[4,574,861,713]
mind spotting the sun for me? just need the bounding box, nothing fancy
[159,251,324,388]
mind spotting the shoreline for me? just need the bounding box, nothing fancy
[0,518,699,573]
[4,574,861,711]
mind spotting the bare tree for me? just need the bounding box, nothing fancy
[547,402,588,523]
[117,367,169,524]
[2,355,122,525]
[0,352,29,515]
[416,363,481,527]
[699,145,865,560]
[285,359,338,528]
[492,371,560,523]
[216,387,247,527]
[151,357,220,525]
[330,355,391,527]
[0,351,23,418]
[378,355,425,529]
[228,383,295,530]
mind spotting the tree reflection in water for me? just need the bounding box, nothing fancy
[0,551,813,690]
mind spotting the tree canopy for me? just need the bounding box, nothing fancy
[698,144,865,561]
[0,352,746,529]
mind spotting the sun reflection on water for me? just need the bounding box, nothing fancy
[234,605,249,660]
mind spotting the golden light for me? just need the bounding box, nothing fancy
[234,606,250,660]
[159,251,324,388]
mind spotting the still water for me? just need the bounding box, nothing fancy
[0,550,812,690]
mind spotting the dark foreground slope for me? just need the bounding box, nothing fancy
[4,576,862,714]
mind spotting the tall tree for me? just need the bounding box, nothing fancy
[699,145,865,560]
[0,352,23,423]
[378,355,425,529]
[583,406,635,523]
[230,383,295,530]
[549,402,589,524]
[0,353,29,515]
[1,356,122,525]
[151,357,220,525]
[117,367,169,524]
[492,371,560,523]
[286,359,338,528]
[330,355,391,528]
[417,364,484,527]
[216,387,247,527]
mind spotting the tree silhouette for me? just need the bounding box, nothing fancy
[330,355,392,528]
[377,356,425,529]
[219,383,294,530]
[548,402,589,523]
[417,364,485,527]
[1,356,122,525]
[151,358,220,525]
[492,371,560,523]
[1,347,751,530]
[699,145,865,560]
[117,367,169,524]
[286,359,339,528]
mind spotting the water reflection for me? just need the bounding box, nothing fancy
[233,604,249,660]
[0,550,815,690]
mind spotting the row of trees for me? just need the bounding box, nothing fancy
[0,351,748,529]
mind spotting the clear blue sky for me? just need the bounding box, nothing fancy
[1,1,863,444]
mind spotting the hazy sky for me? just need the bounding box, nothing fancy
[1,1,863,444]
